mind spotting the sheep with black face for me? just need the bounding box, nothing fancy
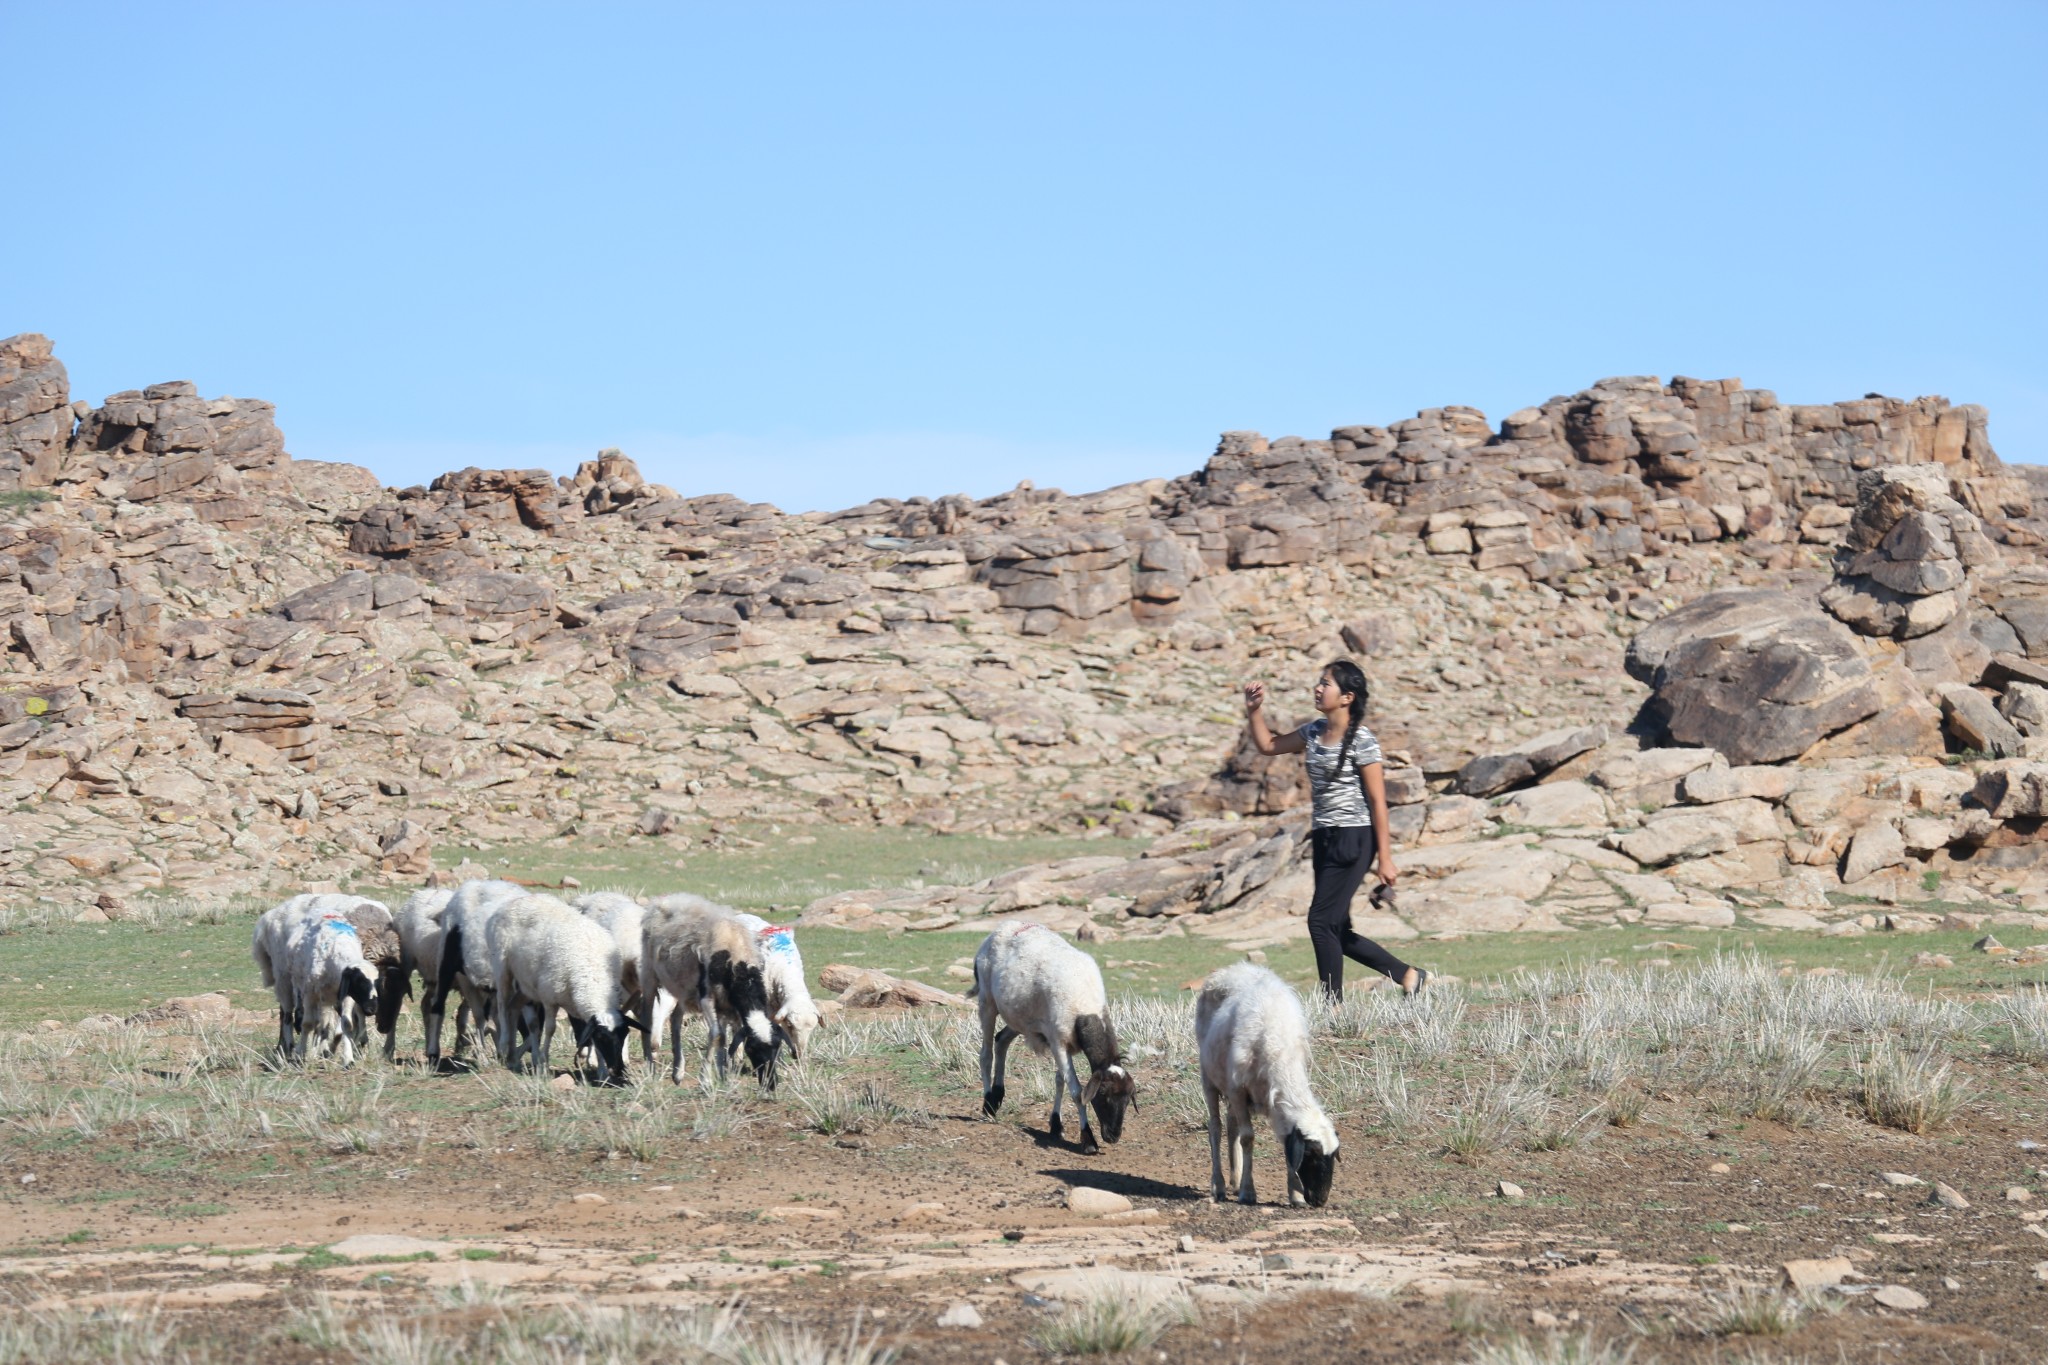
[1195,962,1339,1208]
[641,893,779,1089]
[488,892,637,1085]
[284,911,382,1068]
[972,922,1135,1156]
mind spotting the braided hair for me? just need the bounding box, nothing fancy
[1323,658,1371,787]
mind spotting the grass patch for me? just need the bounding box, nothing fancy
[1032,1278,1195,1356]
[459,1247,502,1261]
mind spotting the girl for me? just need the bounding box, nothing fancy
[1243,659,1427,1000]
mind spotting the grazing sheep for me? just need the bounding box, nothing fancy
[338,899,403,1055]
[429,878,527,1066]
[1195,962,1339,1208]
[733,913,820,1064]
[489,893,635,1083]
[573,891,673,1063]
[253,894,324,1055]
[286,912,382,1067]
[641,893,778,1088]
[390,888,458,1062]
[972,922,1134,1155]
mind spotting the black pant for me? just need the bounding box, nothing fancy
[1308,825,1412,999]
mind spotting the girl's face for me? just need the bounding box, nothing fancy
[1314,670,1353,715]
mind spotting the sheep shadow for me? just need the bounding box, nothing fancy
[1038,1166,1205,1203]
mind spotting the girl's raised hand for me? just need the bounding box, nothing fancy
[1242,681,1265,715]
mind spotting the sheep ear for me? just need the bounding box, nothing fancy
[1082,1073,1101,1106]
[1283,1131,1306,1174]
[622,1012,645,1032]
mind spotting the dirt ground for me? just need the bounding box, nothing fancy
[5,1030,2046,1364]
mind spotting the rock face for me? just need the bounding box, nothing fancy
[1822,465,2000,640]
[0,334,71,491]
[1626,591,1885,764]
[4,329,2047,918]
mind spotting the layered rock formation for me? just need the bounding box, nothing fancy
[2,329,2045,937]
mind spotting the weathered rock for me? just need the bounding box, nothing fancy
[1970,762,2048,820]
[0,333,70,490]
[378,819,433,876]
[1066,1187,1133,1215]
[1617,813,1738,867]
[1939,684,2025,758]
[1842,820,1907,884]
[1626,591,1885,764]
[1451,725,1607,796]
[1498,780,1607,829]
[819,965,969,1009]
[1781,1257,1856,1290]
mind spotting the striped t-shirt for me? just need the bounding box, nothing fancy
[1297,717,1384,829]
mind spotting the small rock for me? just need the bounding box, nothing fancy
[1976,934,2006,953]
[1943,1276,1963,1291]
[1931,1182,1970,1209]
[1881,1172,1925,1187]
[1872,1285,1928,1311]
[550,1073,576,1091]
[1261,1252,1293,1270]
[674,1206,705,1219]
[18,1173,34,1186]
[1909,951,1955,969]
[1707,1162,1731,1174]
[2012,1187,2035,1202]
[899,1200,948,1221]
[2036,1262,2048,1283]
[560,875,582,889]
[1782,1256,1856,1290]
[1244,950,1267,965]
[1530,1309,1563,1329]
[1066,1187,1132,1215]
[1495,1180,1525,1200]
[572,1192,607,1205]
[937,1302,984,1329]
[1177,1235,1196,1254]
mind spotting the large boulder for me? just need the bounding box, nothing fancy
[1625,590,1885,765]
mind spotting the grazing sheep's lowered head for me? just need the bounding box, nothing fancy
[1283,1120,1340,1208]
[1075,1012,1135,1144]
[711,949,779,1087]
[571,1011,637,1087]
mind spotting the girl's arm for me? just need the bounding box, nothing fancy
[1242,682,1306,756]
[1360,761,1399,886]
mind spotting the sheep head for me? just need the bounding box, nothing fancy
[775,1005,820,1064]
[1283,1129,1340,1208]
[339,966,380,1035]
[572,1013,633,1087]
[710,950,780,1088]
[1081,1061,1135,1144]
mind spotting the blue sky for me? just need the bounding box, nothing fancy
[6,2,2042,511]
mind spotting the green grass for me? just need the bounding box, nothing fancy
[0,488,56,510]
[459,1247,501,1261]
[420,821,1153,913]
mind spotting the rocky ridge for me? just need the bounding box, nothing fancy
[3,332,2046,939]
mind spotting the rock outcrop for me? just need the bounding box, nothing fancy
[3,328,2045,926]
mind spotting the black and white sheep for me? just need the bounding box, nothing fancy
[428,878,527,1067]
[488,892,635,1083]
[972,921,1134,1156]
[573,891,672,1064]
[388,888,459,1062]
[641,893,778,1088]
[1195,962,1339,1208]
[733,912,820,1064]
[284,909,383,1067]
[253,893,387,1057]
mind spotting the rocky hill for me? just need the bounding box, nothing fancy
[3,331,2045,938]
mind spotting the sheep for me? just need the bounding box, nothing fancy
[972,921,1134,1156]
[641,893,778,1088]
[428,878,528,1067]
[572,891,673,1063]
[389,888,458,1062]
[285,911,382,1067]
[733,912,820,1065]
[253,893,391,1057]
[337,899,403,1055]
[1195,962,1340,1208]
[488,892,635,1083]
[253,893,324,1055]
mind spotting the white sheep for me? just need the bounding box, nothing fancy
[641,893,778,1087]
[733,912,821,1064]
[1195,962,1340,1208]
[253,893,391,1057]
[573,891,673,1063]
[390,888,457,1062]
[285,911,382,1067]
[253,893,324,1055]
[428,878,528,1067]
[972,921,1134,1155]
[488,892,635,1082]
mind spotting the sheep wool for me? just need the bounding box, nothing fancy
[1196,962,1340,1208]
[490,893,632,1082]
[974,922,1135,1156]
[734,912,821,1062]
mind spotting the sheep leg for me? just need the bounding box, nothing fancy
[645,987,673,1064]
[534,1003,557,1075]
[985,1026,1018,1118]
[1060,1046,1099,1155]
[1205,1081,1227,1202]
[1231,1095,1257,1205]
[666,986,688,1085]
